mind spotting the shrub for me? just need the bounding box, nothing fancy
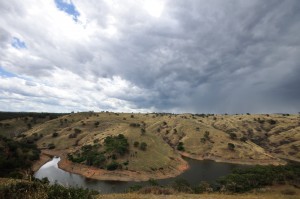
[106,161,120,170]
[141,128,146,135]
[52,132,59,137]
[140,142,147,151]
[177,142,185,151]
[74,128,82,134]
[268,119,277,125]
[127,185,143,192]
[229,132,237,140]
[48,143,55,149]
[129,123,140,127]
[172,179,193,193]
[228,143,235,151]
[240,136,248,142]
[68,133,76,138]
[134,141,139,147]
[194,181,212,193]
[204,131,210,140]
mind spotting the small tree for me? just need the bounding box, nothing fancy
[228,143,235,151]
[177,142,185,151]
[240,136,247,142]
[229,132,237,140]
[134,141,139,147]
[204,131,210,140]
[94,121,100,127]
[52,132,59,137]
[141,128,146,135]
[48,143,55,149]
[140,142,147,151]
[74,128,82,134]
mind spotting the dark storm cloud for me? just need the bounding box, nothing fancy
[107,0,300,113]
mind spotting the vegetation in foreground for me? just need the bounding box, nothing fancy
[0,135,40,178]
[0,178,98,199]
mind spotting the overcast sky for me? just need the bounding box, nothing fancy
[0,0,300,113]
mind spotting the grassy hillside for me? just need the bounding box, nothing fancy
[4,112,299,179]
[0,112,66,138]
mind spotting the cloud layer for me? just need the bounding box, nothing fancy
[0,0,300,113]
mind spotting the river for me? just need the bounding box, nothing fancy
[34,157,248,194]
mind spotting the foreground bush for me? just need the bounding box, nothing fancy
[0,180,98,199]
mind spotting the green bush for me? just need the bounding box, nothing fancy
[0,135,40,177]
[106,161,121,170]
[140,142,147,151]
[52,132,59,137]
[217,163,300,193]
[104,134,129,155]
[227,143,235,151]
[134,141,139,147]
[0,181,97,199]
[177,142,185,151]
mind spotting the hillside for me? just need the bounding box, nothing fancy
[9,112,300,181]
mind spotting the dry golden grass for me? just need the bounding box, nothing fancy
[20,112,300,174]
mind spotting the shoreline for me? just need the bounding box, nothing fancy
[178,151,287,166]
[32,153,53,172]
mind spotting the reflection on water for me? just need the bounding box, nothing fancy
[34,156,248,194]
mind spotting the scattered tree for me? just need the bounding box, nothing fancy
[134,141,139,147]
[177,142,185,151]
[229,132,237,140]
[140,142,147,151]
[52,132,59,137]
[228,143,235,151]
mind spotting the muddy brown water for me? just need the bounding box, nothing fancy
[34,157,249,194]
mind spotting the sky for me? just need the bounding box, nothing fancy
[0,0,300,114]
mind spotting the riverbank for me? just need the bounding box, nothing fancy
[33,149,189,182]
[178,151,286,166]
[32,153,53,172]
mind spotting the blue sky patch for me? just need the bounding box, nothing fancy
[54,0,80,22]
[0,67,17,77]
[11,37,26,49]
